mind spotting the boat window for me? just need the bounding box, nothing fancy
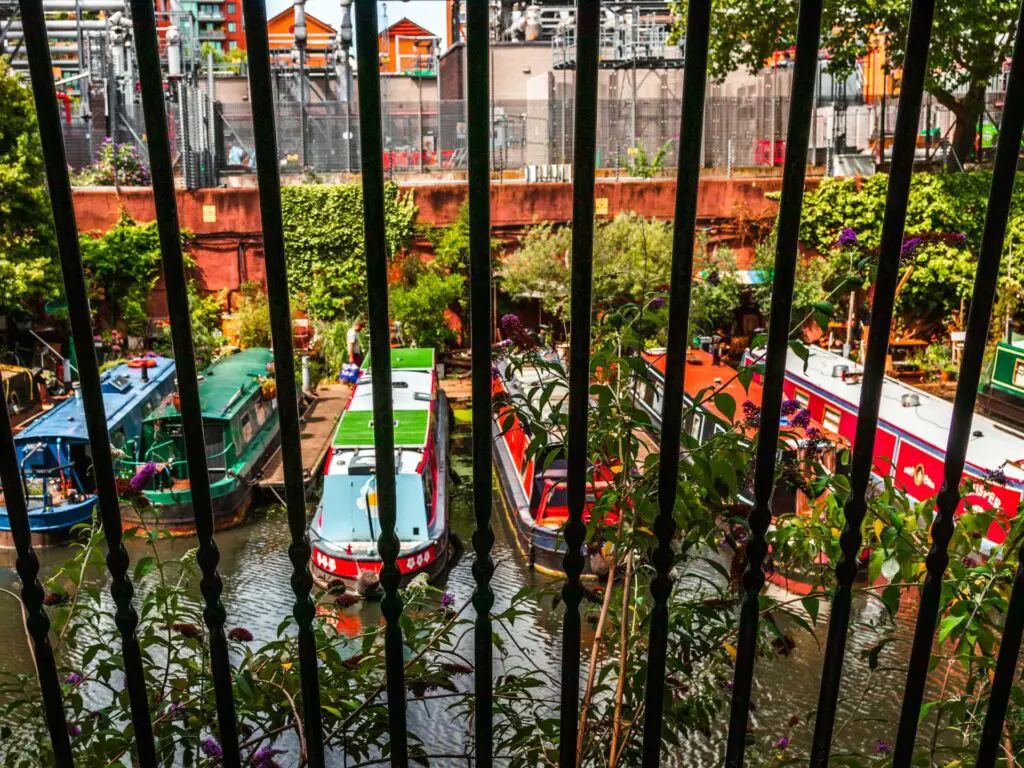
[822,406,841,434]
[1014,359,1024,388]
[688,413,703,440]
[110,428,127,453]
[240,412,253,444]
[205,423,228,471]
[794,389,810,408]
[255,399,267,426]
[423,467,433,519]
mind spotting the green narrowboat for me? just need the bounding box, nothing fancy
[978,340,1024,430]
[126,348,280,532]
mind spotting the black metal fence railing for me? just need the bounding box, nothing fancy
[7,1,1024,768]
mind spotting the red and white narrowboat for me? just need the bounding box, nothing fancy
[747,345,1024,552]
[491,361,617,577]
[308,348,452,596]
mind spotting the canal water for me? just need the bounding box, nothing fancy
[0,410,916,764]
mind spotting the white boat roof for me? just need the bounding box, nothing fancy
[348,369,434,412]
[327,446,423,476]
[782,346,1024,482]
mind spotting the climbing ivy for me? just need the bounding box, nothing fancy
[280,183,417,321]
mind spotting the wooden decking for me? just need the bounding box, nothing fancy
[257,383,350,499]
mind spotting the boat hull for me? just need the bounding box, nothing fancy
[310,532,453,594]
[0,496,95,548]
[127,431,280,534]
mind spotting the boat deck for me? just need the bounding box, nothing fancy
[257,383,350,499]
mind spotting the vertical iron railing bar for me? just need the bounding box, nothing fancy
[353,1,409,765]
[639,0,712,764]
[891,8,1020,768]
[558,1,600,766]
[16,1,157,763]
[238,0,326,764]
[466,0,494,764]
[128,0,242,764]
[723,1,823,764]
[809,0,936,764]
[0,349,73,763]
[972,7,1024,764]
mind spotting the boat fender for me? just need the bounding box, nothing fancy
[356,570,383,600]
[528,540,537,567]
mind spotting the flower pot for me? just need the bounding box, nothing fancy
[940,369,956,383]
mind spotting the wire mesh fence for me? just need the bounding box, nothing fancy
[59,88,1008,180]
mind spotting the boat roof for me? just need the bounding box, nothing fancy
[326,445,425,475]
[642,348,842,442]
[334,408,430,449]
[146,348,273,422]
[642,348,763,423]
[332,351,435,458]
[362,347,435,372]
[17,356,176,443]
[782,346,1024,481]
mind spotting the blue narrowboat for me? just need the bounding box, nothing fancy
[0,356,177,546]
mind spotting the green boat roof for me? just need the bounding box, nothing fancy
[146,348,274,421]
[333,408,430,448]
[362,347,435,372]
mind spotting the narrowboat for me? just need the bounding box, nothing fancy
[308,348,452,596]
[978,339,1024,429]
[749,345,1024,552]
[491,360,616,577]
[0,356,177,546]
[637,348,845,516]
[126,348,279,532]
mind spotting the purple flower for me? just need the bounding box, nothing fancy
[900,236,923,261]
[441,592,456,609]
[742,399,761,427]
[201,738,223,758]
[780,398,801,416]
[64,672,82,685]
[987,467,1007,484]
[775,736,790,750]
[66,721,81,737]
[251,746,284,767]
[876,740,892,754]
[501,314,523,334]
[164,701,187,719]
[649,296,666,310]
[130,461,158,492]
[837,228,860,248]
[491,364,501,379]
[790,408,812,429]
[500,314,537,351]
[961,556,979,568]
[806,426,822,439]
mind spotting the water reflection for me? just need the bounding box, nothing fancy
[0,413,915,764]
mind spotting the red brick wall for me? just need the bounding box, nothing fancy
[71,179,790,315]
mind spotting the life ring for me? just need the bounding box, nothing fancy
[128,358,157,369]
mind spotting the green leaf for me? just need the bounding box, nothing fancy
[713,392,736,423]
[801,595,820,625]
[133,556,156,582]
[938,613,968,644]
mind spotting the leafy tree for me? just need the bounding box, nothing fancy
[0,57,60,317]
[497,221,573,322]
[621,139,675,178]
[390,268,464,349]
[280,183,417,322]
[233,280,272,349]
[671,0,1021,167]
[799,173,1014,321]
[78,212,163,336]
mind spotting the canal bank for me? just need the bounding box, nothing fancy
[0,409,919,764]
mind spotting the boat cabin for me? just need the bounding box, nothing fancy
[135,349,277,488]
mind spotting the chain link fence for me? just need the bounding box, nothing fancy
[61,90,1007,181]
